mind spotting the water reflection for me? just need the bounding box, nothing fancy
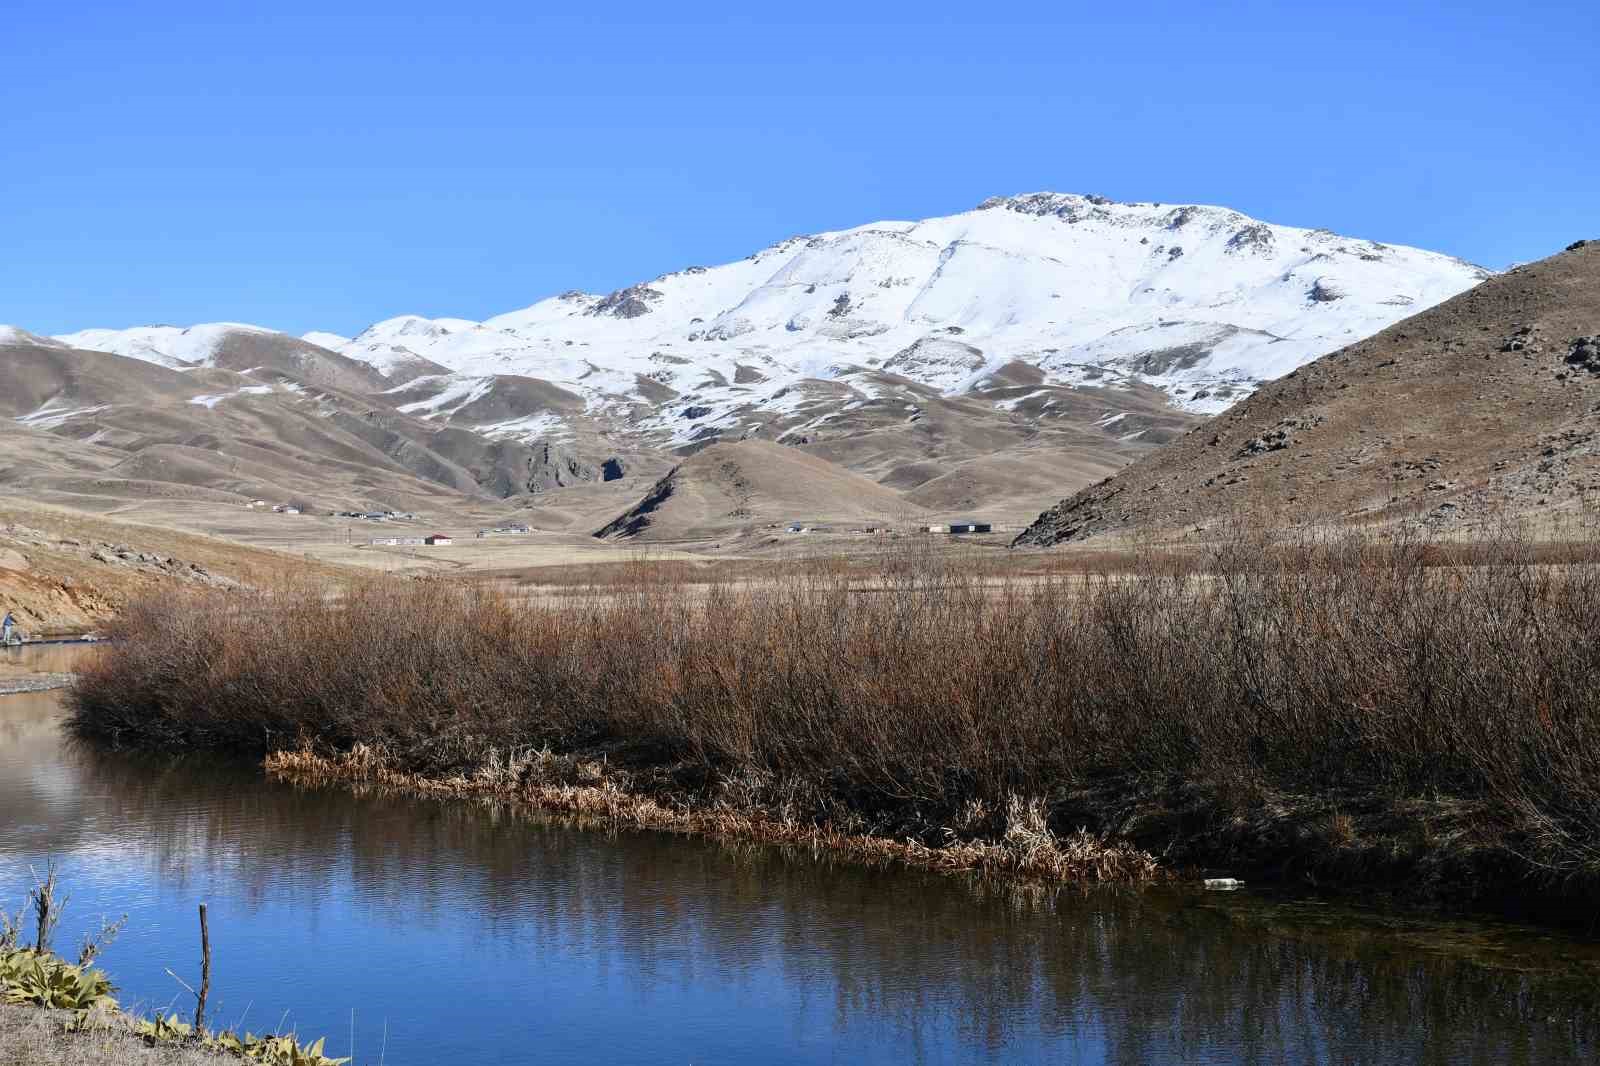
[0,641,103,678]
[1,687,1597,1064]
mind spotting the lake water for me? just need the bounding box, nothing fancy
[2,645,1598,1064]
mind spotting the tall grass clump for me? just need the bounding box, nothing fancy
[68,523,1600,901]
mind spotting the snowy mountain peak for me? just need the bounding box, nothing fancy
[35,192,1491,451]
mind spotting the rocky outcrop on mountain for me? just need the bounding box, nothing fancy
[1308,278,1345,302]
[526,442,598,493]
[1226,224,1275,255]
[1565,335,1600,374]
[1233,416,1324,458]
[593,466,677,538]
[589,284,663,319]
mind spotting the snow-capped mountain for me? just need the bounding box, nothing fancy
[39,193,1489,453]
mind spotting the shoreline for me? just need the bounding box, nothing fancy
[265,746,1170,886]
[261,745,1598,928]
[0,673,78,696]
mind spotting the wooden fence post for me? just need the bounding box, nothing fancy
[194,903,211,1037]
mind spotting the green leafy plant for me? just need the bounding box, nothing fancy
[229,1033,350,1065]
[0,947,118,1011]
[127,1011,349,1064]
[133,1011,193,1042]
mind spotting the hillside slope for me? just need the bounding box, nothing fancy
[0,337,622,513]
[0,498,355,634]
[595,439,926,541]
[1015,240,1600,545]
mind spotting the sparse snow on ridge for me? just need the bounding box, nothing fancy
[16,401,112,429]
[54,323,279,369]
[187,383,299,409]
[1,325,69,348]
[44,194,1490,445]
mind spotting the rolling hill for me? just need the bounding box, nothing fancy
[1015,240,1600,546]
[595,439,927,541]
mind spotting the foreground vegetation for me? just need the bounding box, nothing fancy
[0,869,345,1066]
[68,524,1600,911]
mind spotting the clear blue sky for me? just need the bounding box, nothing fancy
[4,1,1595,337]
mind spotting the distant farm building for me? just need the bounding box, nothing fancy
[424,534,453,546]
[370,536,425,547]
[477,524,532,537]
[949,522,992,534]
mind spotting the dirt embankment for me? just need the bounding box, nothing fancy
[0,497,353,635]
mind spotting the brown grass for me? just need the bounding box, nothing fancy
[67,522,1600,905]
[0,1005,229,1066]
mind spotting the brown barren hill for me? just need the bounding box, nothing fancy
[594,438,925,541]
[1015,240,1600,545]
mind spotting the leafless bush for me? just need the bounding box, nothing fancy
[69,522,1600,891]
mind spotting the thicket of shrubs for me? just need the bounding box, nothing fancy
[69,525,1600,898]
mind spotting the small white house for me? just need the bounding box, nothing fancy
[425,534,453,546]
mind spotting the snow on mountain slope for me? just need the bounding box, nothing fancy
[42,193,1489,452]
[0,326,69,349]
[53,323,280,369]
[320,193,1488,444]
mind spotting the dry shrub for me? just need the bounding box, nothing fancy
[69,521,1600,890]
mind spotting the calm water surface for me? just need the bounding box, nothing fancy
[2,646,1598,1064]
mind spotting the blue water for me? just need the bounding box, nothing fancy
[3,657,1598,1064]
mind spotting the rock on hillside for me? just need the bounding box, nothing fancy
[1014,240,1600,545]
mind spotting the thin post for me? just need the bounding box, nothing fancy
[194,903,211,1037]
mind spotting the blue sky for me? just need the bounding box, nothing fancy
[3,1,1595,337]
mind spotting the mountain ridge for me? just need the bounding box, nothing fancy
[22,193,1487,436]
[4,192,1494,527]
